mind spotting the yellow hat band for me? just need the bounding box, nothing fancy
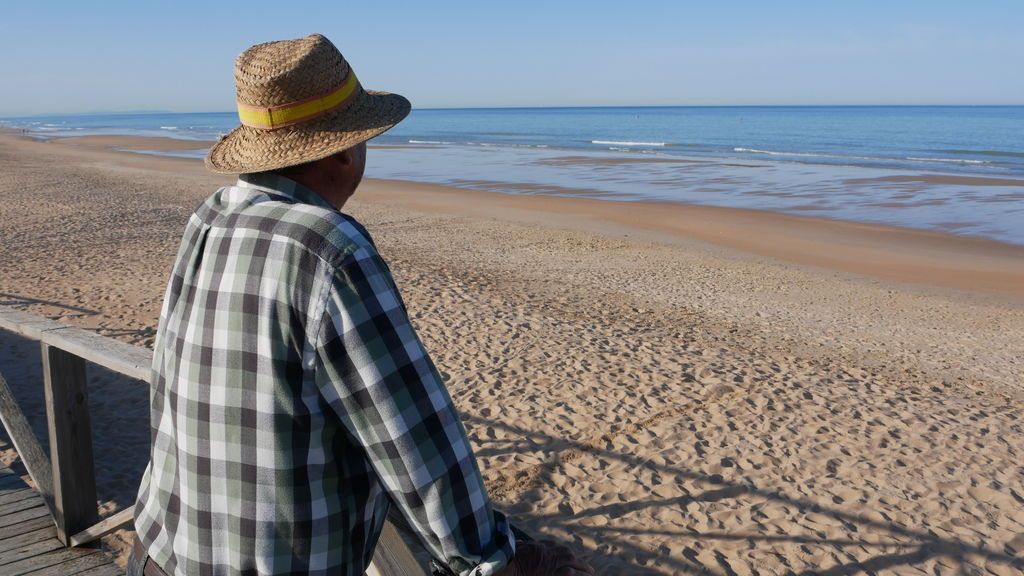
[237,71,360,130]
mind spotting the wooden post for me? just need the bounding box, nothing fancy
[41,343,98,544]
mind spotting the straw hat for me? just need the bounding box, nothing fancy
[205,34,410,174]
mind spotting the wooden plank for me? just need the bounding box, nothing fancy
[42,343,99,545]
[0,536,65,567]
[0,504,50,529]
[0,545,97,575]
[0,488,39,507]
[0,465,119,575]
[39,327,152,383]
[0,307,152,382]
[18,548,112,576]
[0,485,37,504]
[0,370,55,511]
[0,515,53,540]
[0,308,67,340]
[0,495,45,516]
[70,505,135,547]
[367,521,429,576]
[0,525,55,555]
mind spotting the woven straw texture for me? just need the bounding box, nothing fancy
[206,34,410,174]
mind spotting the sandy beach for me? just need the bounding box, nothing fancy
[1,131,1022,574]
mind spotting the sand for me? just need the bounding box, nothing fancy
[0,132,1022,574]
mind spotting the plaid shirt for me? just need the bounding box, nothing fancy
[133,173,514,576]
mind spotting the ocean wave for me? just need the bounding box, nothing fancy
[906,157,988,165]
[938,149,1024,159]
[408,139,448,144]
[592,140,666,147]
[733,147,835,158]
[160,126,178,130]
[734,147,992,166]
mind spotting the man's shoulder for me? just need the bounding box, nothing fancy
[202,185,378,268]
[254,200,376,267]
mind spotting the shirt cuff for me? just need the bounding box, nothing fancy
[462,512,517,576]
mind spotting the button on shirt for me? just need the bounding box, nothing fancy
[133,173,515,576]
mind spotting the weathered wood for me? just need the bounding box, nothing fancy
[0,545,98,575]
[0,536,65,567]
[0,488,38,507]
[0,495,46,517]
[19,548,112,576]
[367,521,429,576]
[0,308,67,340]
[0,515,53,540]
[39,326,153,382]
[0,370,55,515]
[42,343,99,544]
[0,503,50,529]
[70,505,135,547]
[0,525,55,555]
[0,465,119,574]
[0,307,152,382]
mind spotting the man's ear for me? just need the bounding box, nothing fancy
[334,148,354,167]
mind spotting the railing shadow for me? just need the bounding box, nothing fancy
[464,414,1024,575]
[0,292,99,317]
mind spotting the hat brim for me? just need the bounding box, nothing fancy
[205,90,411,174]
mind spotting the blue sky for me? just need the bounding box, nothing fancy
[1,0,1022,115]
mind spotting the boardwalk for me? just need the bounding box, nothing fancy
[0,464,119,576]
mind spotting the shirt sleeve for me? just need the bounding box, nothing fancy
[313,244,515,576]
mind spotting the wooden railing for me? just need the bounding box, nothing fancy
[0,307,424,574]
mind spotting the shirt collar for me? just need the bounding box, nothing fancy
[236,172,337,211]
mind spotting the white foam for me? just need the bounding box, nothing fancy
[592,140,666,147]
[907,157,988,165]
[734,147,828,157]
[735,147,885,163]
[160,126,178,130]
[408,139,447,144]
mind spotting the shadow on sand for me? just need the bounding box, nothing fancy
[465,414,1024,575]
[1,324,1020,574]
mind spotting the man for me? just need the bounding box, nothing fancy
[130,34,592,576]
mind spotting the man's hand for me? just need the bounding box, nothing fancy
[494,540,594,576]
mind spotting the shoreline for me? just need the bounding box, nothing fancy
[7,130,1023,299]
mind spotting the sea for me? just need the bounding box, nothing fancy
[3,106,1023,245]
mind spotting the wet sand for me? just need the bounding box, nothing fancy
[845,174,1024,187]
[1,132,1022,574]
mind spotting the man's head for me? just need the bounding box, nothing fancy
[275,141,366,209]
[205,34,408,179]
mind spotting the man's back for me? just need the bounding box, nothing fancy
[132,173,513,575]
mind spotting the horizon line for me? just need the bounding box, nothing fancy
[3,103,1024,118]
